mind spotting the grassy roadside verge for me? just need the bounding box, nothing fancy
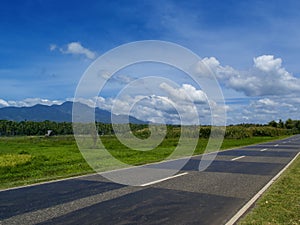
[0,135,290,189]
[238,154,300,225]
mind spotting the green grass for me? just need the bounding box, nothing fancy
[101,136,288,165]
[0,135,290,189]
[220,136,286,150]
[239,154,300,225]
[0,136,93,189]
[0,154,32,167]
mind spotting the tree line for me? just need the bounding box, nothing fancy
[0,119,299,138]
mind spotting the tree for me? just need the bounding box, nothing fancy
[268,120,277,128]
[285,118,294,129]
[278,119,284,128]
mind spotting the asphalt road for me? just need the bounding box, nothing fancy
[1,135,300,225]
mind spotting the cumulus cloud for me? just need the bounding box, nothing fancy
[61,42,96,59]
[51,42,96,59]
[160,83,207,104]
[193,57,221,78]
[110,95,180,124]
[0,98,63,108]
[82,83,224,125]
[0,99,9,107]
[253,55,282,72]
[195,55,300,96]
[226,96,299,124]
[71,82,214,124]
[67,79,226,124]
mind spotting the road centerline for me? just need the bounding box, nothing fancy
[231,156,246,161]
[140,172,188,187]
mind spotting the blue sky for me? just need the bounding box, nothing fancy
[1,0,300,124]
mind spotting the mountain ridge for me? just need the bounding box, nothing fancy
[0,101,146,124]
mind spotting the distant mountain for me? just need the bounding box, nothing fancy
[0,101,146,124]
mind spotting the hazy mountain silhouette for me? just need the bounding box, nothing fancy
[0,101,145,124]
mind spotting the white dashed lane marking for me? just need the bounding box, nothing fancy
[231,156,246,161]
[140,172,188,187]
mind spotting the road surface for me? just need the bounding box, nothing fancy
[1,135,299,225]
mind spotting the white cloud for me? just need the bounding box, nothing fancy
[257,98,278,106]
[196,55,300,96]
[193,57,218,78]
[253,55,282,72]
[62,42,96,59]
[0,99,9,107]
[160,82,207,104]
[250,98,292,118]
[128,96,178,124]
[114,74,135,84]
[0,98,63,108]
[97,81,227,125]
[226,96,300,124]
[87,83,224,125]
[49,44,57,51]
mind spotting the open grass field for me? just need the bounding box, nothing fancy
[239,154,300,225]
[0,136,93,189]
[0,135,290,189]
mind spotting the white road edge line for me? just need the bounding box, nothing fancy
[260,148,268,152]
[225,151,300,225]
[231,156,245,161]
[140,172,188,187]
